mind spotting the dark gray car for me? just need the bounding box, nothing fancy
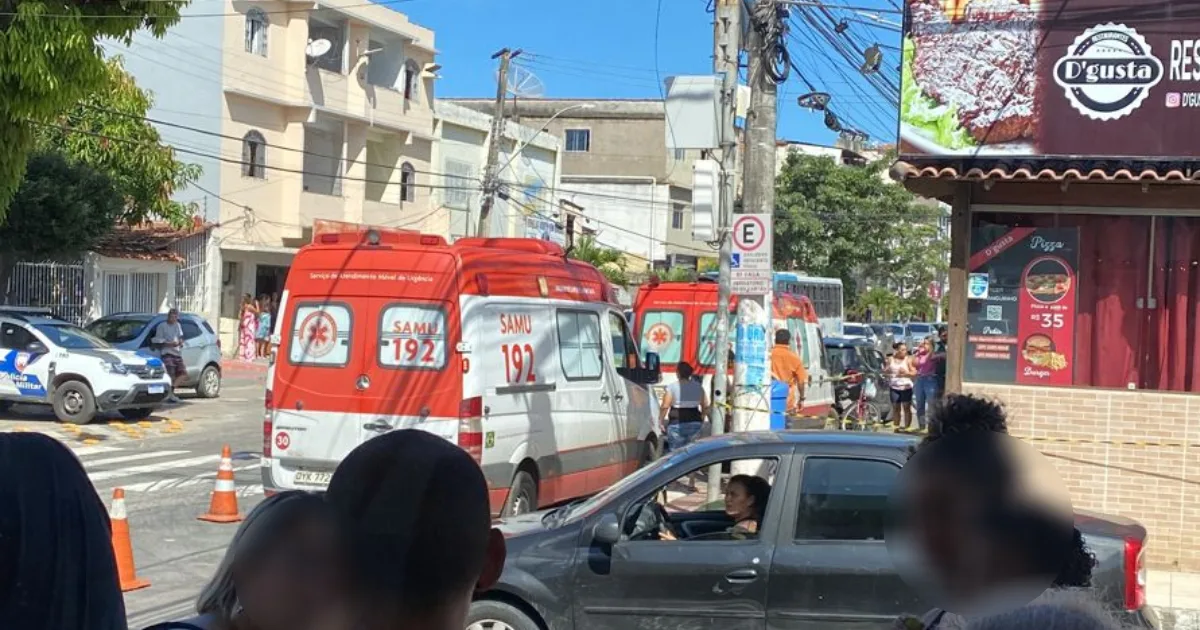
[471,432,1158,630]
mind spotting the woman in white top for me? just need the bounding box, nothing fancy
[887,342,917,431]
[658,361,709,452]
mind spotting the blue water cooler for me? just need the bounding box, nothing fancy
[769,380,790,431]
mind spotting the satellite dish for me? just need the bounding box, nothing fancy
[306,38,332,59]
[502,65,545,98]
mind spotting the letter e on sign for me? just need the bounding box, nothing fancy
[733,215,766,252]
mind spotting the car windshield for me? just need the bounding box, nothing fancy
[887,324,905,335]
[34,323,112,349]
[826,346,858,373]
[843,324,867,337]
[87,317,152,344]
[908,324,933,336]
[566,447,692,522]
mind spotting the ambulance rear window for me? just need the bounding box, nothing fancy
[289,303,352,367]
[379,304,447,370]
[638,311,683,363]
[698,310,736,367]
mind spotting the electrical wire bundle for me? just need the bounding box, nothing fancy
[749,0,792,85]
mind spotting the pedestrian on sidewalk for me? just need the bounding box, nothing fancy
[255,296,273,359]
[153,308,188,403]
[146,491,343,630]
[887,342,917,430]
[912,338,941,430]
[0,433,126,630]
[659,361,707,452]
[770,328,807,426]
[320,430,506,630]
[237,294,259,362]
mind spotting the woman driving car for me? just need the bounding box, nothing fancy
[654,474,771,541]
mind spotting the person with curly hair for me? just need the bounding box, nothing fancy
[894,394,1096,629]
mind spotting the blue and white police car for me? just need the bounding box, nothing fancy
[0,308,173,424]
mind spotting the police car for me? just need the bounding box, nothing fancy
[0,307,173,424]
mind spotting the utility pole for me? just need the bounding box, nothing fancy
[709,0,741,504]
[478,48,520,237]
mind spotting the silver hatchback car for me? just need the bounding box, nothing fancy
[86,312,223,398]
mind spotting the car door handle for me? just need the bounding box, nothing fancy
[725,569,759,583]
[362,421,391,432]
[600,393,611,402]
[614,393,624,402]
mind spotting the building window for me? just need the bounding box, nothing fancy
[443,159,476,209]
[242,131,266,179]
[674,148,686,161]
[404,61,420,101]
[565,129,590,153]
[671,204,684,230]
[245,8,268,56]
[400,162,415,202]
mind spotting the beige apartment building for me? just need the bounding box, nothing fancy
[449,98,715,272]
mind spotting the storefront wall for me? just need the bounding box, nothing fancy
[958,197,1200,572]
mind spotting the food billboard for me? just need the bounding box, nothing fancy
[899,0,1200,158]
[964,226,1079,386]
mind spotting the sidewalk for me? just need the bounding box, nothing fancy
[1149,571,1200,629]
[221,358,268,374]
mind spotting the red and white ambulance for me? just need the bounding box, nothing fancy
[263,224,662,516]
[631,277,835,418]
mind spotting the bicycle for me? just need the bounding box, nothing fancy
[833,367,886,431]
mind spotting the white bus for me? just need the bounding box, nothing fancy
[774,273,844,336]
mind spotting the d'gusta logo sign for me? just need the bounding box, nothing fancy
[1053,23,1163,121]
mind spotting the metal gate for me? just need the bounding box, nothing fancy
[5,260,87,324]
[170,231,209,315]
[102,271,163,315]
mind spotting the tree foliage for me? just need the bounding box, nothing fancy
[569,235,630,286]
[0,152,125,302]
[0,0,187,218]
[35,57,201,227]
[773,152,948,318]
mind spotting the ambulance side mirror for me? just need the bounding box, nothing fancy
[640,352,661,385]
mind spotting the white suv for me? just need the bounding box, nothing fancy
[0,309,173,424]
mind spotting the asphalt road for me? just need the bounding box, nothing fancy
[0,369,268,628]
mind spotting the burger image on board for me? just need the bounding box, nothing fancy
[1023,334,1067,371]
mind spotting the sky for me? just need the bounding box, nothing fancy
[393,0,904,148]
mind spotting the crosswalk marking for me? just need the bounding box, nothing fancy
[122,463,260,493]
[85,450,190,467]
[88,454,220,483]
[71,445,124,456]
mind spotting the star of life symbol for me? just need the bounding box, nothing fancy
[646,323,673,349]
[1052,23,1163,121]
[299,311,337,358]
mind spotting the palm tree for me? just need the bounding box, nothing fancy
[568,235,630,287]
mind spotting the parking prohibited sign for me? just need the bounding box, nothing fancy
[731,214,773,295]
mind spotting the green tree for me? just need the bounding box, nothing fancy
[34,57,201,226]
[658,266,697,282]
[0,152,125,302]
[0,0,187,218]
[568,235,630,286]
[773,152,948,309]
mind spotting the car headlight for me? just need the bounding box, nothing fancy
[103,361,129,375]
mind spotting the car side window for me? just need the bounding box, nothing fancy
[0,325,36,350]
[794,457,899,542]
[181,320,203,340]
[626,457,780,542]
[608,312,639,371]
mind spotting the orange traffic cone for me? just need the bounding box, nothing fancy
[109,488,150,592]
[198,445,244,523]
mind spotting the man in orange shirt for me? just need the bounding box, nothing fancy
[770,328,807,414]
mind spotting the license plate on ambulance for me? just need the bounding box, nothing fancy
[148,384,165,394]
[293,470,333,487]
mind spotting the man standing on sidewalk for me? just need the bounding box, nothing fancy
[770,329,807,426]
[152,309,187,404]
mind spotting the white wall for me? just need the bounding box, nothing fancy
[557,180,670,263]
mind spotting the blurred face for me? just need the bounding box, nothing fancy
[894,343,908,358]
[236,518,344,630]
[920,340,933,354]
[167,311,178,323]
[725,481,755,520]
[908,467,1003,602]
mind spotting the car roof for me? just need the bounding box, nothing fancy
[687,430,919,452]
[824,336,872,346]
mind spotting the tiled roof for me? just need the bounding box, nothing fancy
[892,160,1200,183]
[93,219,210,263]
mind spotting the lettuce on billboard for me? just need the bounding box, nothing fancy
[898,0,1200,159]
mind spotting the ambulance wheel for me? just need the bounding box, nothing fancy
[641,436,659,467]
[467,600,540,630]
[53,380,97,425]
[502,470,538,517]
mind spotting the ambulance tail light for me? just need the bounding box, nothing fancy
[318,233,340,244]
[458,396,484,462]
[263,389,274,458]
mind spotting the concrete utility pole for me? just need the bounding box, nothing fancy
[478,48,520,237]
[709,0,741,504]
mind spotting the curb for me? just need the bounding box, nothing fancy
[220,360,268,374]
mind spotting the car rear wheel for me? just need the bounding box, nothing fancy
[53,381,97,425]
[196,365,221,398]
[118,407,156,421]
[467,600,540,630]
[501,470,538,518]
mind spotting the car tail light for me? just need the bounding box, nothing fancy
[458,396,483,462]
[263,389,274,458]
[1123,536,1146,610]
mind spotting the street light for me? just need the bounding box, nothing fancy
[496,103,595,177]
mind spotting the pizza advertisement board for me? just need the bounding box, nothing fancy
[964,227,1079,386]
[899,0,1200,159]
